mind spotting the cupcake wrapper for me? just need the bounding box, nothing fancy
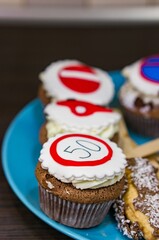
[39,185,114,228]
[122,107,159,137]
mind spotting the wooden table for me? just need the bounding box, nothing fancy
[1,23,159,240]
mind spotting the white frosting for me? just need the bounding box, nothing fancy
[39,133,126,189]
[44,100,121,132]
[46,181,54,189]
[46,121,119,140]
[119,83,159,110]
[72,171,124,189]
[39,60,114,105]
[122,56,159,96]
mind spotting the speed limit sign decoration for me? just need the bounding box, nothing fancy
[39,133,126,181]
[50,133,112,167]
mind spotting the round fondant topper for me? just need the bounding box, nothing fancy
[140,55,159,84]
[39,60,114,105]
[44,100,120,129]
[58,64,100,93]
[39,133,126,181]
[50,133,112,167]
[122,55,159,96]
[57,100,113,117]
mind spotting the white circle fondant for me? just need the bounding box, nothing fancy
[75,106,86,114]
[39,133,126,182]
[122,55,159,96]
[39,60,114,105]
[56,135,108,162]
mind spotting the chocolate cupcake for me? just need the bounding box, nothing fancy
[39,99,121,144]
[119,55,159,137]
[36,133,126,228]
[38,60,114,106]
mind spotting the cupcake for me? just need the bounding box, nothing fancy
[119,55,159,137]
[38,59,114,106]
[36,133,126,228]
[39,99,121,144]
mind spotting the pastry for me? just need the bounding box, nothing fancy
[114,157,159,240]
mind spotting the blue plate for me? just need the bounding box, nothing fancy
[2,71,152,240]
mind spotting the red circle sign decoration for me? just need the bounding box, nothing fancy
[50,133,113,167]
[58,65,100,93]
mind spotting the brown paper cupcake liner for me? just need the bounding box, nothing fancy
[39,185,114,228]
[122,107,159,137]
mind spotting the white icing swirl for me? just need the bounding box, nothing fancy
[72,171,124,189]
[39,59,114,105]
[39,133,127,190]
[46,120,119,140]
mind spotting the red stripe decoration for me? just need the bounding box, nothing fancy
[57,100,113,117]
[58,64,100,93]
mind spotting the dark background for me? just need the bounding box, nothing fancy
[0,23,159,239]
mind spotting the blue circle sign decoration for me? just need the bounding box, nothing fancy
[140,55,159,84]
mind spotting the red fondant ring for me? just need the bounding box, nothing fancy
[50,133,113,167]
